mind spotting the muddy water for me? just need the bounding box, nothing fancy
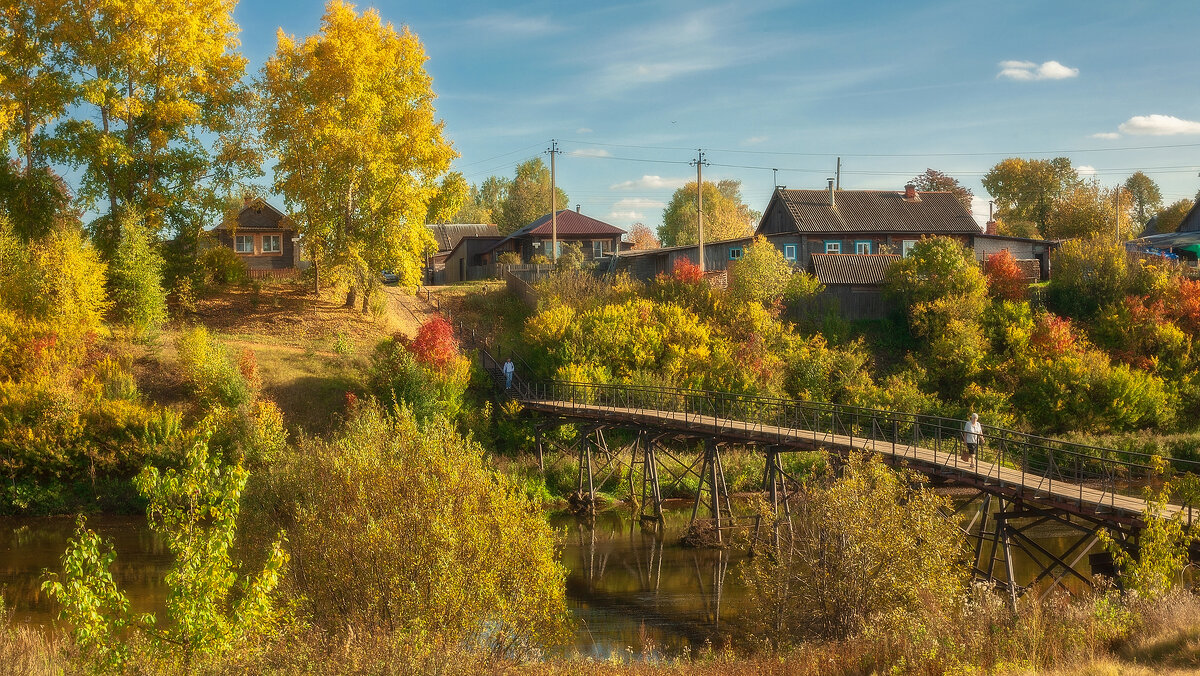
[0,502,1100,657]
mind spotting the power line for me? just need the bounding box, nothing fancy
[561,137,1200,157]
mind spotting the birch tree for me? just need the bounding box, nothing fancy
[261,0,457,307]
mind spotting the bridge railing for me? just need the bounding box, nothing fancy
[522,380,1199,518]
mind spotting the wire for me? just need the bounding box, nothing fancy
[560,137,1200,157]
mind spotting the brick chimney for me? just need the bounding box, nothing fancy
[904,183,917,200]
[827,178,835,208]
[985,220,998,235]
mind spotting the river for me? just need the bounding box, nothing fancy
[0,500,1098,658]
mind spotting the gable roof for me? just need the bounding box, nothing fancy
[763,189,980,235]
[488,210,625,253]
[427,223,499,252]
[213,198,294,231]
[810,253,900,285]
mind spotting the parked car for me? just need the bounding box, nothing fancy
[380,270,399,284]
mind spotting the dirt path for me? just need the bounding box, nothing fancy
[382,287,441,337]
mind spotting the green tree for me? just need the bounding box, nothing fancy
[744,453,966,641]
[496,158,568,235]
[1123,171,1163,226]
[1099,472,1197,598]
[452,174,507,224]
[659,178,758,247]
[261,0,456,307]
[1046,237,1132,319]
[1154,199,1193,234]
[909,168,973,213]
[1043,182,1135,241]
[0,161,76,240]
[43,431,289,670]
[982,157,1079,236]
[107,212,167,334]
[727,234,819,306]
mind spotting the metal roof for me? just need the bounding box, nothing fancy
[809,253,900,286]
[427,223,498,252]
[771,190,980,235]
[1179,201,1200,233]
[488,210,625,253]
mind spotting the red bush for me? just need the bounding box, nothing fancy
[1171,277,1200,336]
[1030,313,1077,355]
[238,348,262,394]
[984,250,1027,301]
[412,317,461,372]
[672,258,704,284]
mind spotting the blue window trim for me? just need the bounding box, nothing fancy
[854,240,872,254]
[824,240,841,254]
[728,247,743,260]
[783,244,797,260]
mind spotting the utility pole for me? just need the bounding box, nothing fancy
[691,149,709,271]
[547,139,560,262]
[1115,185,1121,242]
[835,157,841,191]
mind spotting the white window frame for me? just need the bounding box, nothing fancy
[262,234,282,253]
[235,235,254,254]
[855,240,871,255]
[783,244,797,261]
[592,241,603,258]
[824,241,841,254]
[902,240,918,257]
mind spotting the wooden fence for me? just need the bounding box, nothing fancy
[247,268,301,281]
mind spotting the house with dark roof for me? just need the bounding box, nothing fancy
[757,183,981,266]
[484,208,625,264]
[1131,200,1200,265]
[212,198,301,272]
[425,223,499,284]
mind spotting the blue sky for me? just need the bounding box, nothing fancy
[236,0,1200,231]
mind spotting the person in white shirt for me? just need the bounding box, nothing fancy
[962,413,982,462]
[502,357,515,390]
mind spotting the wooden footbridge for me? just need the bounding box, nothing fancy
[482,353,1198,603]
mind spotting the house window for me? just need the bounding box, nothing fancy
[235,235,254,254]
[728,247,743,260]
[784,244,797,261]
[262,235,281,253]
[824,241,841,254]
[593,241,603,258]
[855,240,872,255]
[902,240,918,257]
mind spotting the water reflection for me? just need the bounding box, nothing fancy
[0,499,1106,658]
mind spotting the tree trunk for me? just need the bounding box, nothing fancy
[345,286,357,308]
[361,286,371,315]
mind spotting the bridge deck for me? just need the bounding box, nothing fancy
[523,397,1187,527]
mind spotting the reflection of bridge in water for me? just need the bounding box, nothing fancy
[562,511,735,650]
[488,364,1199,607]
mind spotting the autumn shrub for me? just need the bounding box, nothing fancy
[496,251,521,265]
[368,322,470,421]
[200,245,250,286]
[984,249,1028,301]
[671,257,703,284]
[743,453,967,644]
[175,326,254,410]
[1047,237,1132,319]
[247,401,570,654]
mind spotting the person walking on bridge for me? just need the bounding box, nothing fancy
[962,413,982,464]
[502,357,515,390]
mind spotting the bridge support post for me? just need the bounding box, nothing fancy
[684,439,732,547]
[639,432,665,526]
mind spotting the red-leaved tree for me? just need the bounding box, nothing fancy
[984,250,1027,301]
[1030,313,1077,356]
[412,317,461,372]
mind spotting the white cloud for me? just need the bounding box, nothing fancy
[466,14,559,36]
[567,148,611,158]
[971,196,991,230]
[610,175,690,190]
[742,135,768,145]
[576,127,593,134]
[1090,132,1120,140]
[613,197,667,210]
[609,210,644,221]
[997,59,1079,81]
[1118,114,1200,136]
[1077,165,1097,177]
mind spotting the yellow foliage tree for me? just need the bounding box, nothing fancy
[261,0,458,307]
[51,0,254,241]
[658,179,758,247]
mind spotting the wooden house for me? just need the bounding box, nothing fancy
[212,198,301,272]
[484,209,625,264]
